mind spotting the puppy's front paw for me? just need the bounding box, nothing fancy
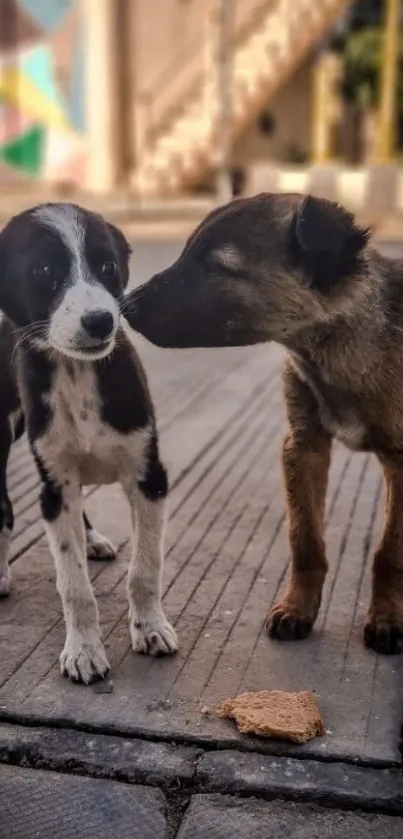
[266,595,319,641]
[86,527,117,560]
[364,611,403,655]
[130,610,178,656]
[60,629,110,684]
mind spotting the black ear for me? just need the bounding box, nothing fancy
[0,236,25,325]
[107,222,132,288]
[293,196,370,293]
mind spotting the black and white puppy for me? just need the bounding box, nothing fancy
[0,203,177,684]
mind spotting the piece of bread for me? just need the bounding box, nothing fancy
[216,689,324,743]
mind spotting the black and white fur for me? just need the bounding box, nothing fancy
[0,203,177,684]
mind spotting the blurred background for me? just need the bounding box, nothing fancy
[0,0,402,229]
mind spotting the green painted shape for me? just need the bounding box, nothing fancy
[0,125,45,174]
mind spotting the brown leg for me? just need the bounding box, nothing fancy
[266,429,331,640]
[365,456,403,655]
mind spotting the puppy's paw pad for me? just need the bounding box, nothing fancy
[60,633,110,684]
[131,614,178,656]
[86,528,117,560]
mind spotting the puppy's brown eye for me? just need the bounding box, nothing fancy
[102,260,117,277]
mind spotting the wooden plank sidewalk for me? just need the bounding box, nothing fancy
[0,333,401,768]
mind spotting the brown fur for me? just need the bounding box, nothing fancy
[125,192,403,655]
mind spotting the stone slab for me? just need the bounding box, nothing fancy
[177,795,403,839]
[0,763,169,839]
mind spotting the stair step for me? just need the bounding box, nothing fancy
[135,0,353,195]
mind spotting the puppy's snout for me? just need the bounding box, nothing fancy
[81,310,114,341]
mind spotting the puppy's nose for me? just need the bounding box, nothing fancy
[80,310,114,341]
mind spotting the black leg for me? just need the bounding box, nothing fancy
[122,437,178,656]
[37,461,109,684]
[0,422,13,596]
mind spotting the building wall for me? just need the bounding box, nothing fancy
[0,1,319,190]
[134,0,214,93]
[233,57,313,170]
[0,0,86,184]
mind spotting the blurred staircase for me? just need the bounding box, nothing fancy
[134,0,353,196]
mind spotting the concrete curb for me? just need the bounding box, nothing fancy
[0,723,200,790]
[0,723,402,815]
[196,750,403,814]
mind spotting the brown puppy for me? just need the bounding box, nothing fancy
[124,192,403,656]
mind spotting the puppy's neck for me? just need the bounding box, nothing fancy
[285,253,395,386]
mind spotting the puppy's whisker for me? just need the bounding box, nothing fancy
[11,320,48,336]
[11,329,47,361]
[11,329,44,350]
[11,323,48,362]
[12,324,48,343]
[120,295,139,316]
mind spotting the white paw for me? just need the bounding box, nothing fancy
[130,610,178,656]
[60,629,110,684]
[86,527,116,560]
[0,566,11,597]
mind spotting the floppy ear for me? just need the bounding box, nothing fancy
[0,236,26,324]
[107,222,132,288]
[0,236,6,313]
[292,196,370,293]
[0,236,11,317]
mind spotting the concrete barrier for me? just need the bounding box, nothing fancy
[246,163,403,219]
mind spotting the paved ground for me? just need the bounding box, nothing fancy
[2,760,403,839]
[1,761,403,839]
[2,186,403,242]
[0,240,402,835]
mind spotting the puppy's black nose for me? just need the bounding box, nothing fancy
[81,310,114,341]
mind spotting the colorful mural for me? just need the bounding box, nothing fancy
[0,0,86,183]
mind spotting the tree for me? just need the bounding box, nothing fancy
[339,25,403,147]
